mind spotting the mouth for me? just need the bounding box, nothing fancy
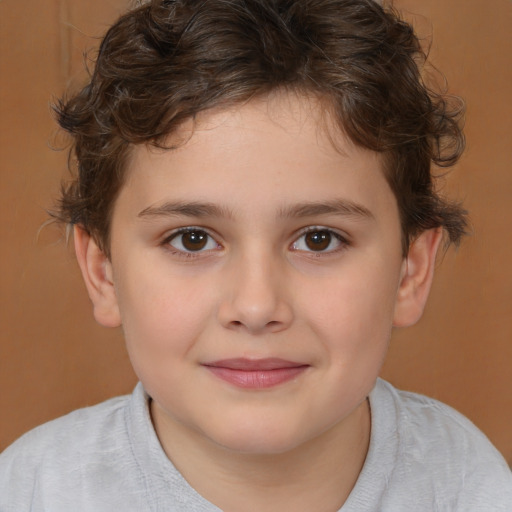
[201,358,310,389]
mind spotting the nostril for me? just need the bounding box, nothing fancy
[228,319,282,332]
[218,293,294,333]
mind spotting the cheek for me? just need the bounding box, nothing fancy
[301,260,400,355]
[115,269,217,365]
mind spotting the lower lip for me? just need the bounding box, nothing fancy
[204,366,308,389]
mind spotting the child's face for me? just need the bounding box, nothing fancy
[87,93,424,454]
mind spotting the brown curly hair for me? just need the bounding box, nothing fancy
[55,0,467,257]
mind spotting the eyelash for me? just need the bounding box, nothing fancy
[291,226,350,255]
[161,226,350,259]
[162,227,221,258]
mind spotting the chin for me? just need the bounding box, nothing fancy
[204,420,313,456]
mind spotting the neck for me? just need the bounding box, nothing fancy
[151,399,371,512]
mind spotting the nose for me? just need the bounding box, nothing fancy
[217,249,294,335]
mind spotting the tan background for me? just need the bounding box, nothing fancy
[1,0,511,464]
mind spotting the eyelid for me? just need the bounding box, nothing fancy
[159,225,350,258]
[290,226,351,253]
[161,226,222,256]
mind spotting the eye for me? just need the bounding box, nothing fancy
[166,228,219,253]
[291,228,347,253]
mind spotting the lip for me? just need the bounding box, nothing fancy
[202,358,309,389]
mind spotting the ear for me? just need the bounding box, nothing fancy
[393,228,443,328]
[74,225,121,328]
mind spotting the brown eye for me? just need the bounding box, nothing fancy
[291,228,346,253]
[304,231,332,251]
[181,231,208,251]
[168,229,217,253]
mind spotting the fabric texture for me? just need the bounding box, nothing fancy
[1,379,511,511]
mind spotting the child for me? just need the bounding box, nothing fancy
[1,0,511,510]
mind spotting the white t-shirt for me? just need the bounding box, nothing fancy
[1,379,511,511]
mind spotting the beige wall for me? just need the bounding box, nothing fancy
[1,0,511,463]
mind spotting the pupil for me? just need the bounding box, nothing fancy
[182,231,207,251]
[305,231,331,251]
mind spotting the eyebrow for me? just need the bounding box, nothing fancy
[137,199,374,221]
[138,201,233,219]
[277,199,374,221]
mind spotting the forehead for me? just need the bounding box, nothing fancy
[144,92,349,163]
[118,92,395,221]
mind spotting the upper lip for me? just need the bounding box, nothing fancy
[202,358,308,371]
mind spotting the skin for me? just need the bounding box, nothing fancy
[75,92,441,511]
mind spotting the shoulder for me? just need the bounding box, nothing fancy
[1,391,130,460]
[377,379,506,463]
[368,379,512,510]
[0,388,139,511]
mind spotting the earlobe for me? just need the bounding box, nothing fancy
[392,228,443,328]
[74,225,121,328]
